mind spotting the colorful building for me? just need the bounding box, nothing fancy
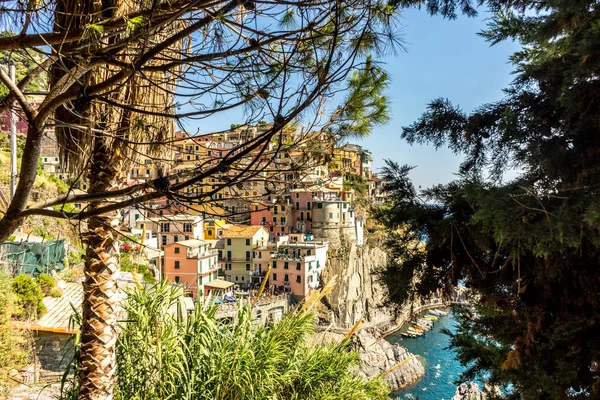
[220,225,270,288]
[163,239,220,298]
[269,238,328,298]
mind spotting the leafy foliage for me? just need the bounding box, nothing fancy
[36,273,57,296]
[11,274,46,320]
[0,30,47,97]
[60,282,389,400]
[377,0,600,398]
[0,272,30,394]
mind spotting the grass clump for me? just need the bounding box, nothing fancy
[60,282,389,400]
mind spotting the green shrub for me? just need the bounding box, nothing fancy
[0,272,30,394]
[59,282,389,400]
[36,273,56,296]
[11,275,46,320]
[50,287,63,298]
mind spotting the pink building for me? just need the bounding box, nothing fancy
[249,200,293,242]
[269,239,328,299]
[163,239,220,299]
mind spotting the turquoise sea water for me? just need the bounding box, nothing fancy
[388,312,464,400]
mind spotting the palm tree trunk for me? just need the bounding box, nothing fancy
[78,139,120,400]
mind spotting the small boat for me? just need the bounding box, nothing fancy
[424,314,439,321]
[431,309,448,316]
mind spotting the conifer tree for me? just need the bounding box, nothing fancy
[377,1,600,398]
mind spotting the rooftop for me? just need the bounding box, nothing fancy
[168,239,208,248]
[204,279,235,290]
[221,225,266,238]
[145,214,202,222]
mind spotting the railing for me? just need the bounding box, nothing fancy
[221,256,252,262]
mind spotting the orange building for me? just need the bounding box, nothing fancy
[163,239,220,298]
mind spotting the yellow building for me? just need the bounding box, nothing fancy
[204,219,229,240]
[220,225,270,289]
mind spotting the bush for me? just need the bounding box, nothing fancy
[36,273,56,296]
[50,287,63,298]
[0,272,29,394]
[11,275,46,320]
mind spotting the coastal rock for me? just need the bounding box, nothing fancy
[310,329,425,392]
[451,382,486,400]
[354,330,425,391]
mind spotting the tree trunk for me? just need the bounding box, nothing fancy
[78,140,120,400]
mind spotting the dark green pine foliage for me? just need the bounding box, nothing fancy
[377,0,600,398]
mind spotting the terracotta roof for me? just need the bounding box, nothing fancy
[221,225,266,238]
[167,239,207,248]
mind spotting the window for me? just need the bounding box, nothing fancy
[174,235,179,243]
[185,236,190,240]
[274,206,278,213]
[175,261,180,269]
[226,264,232,270]
[227,251,232,260]
[272,261,277,269]
[235,276,239,281]
[241,276,245,281]
[296,276,301,283]
[246,264,250,271]
[161,223,170,232]
[245,238,250,246]
[226,275,232,281]
[273,273,278,281]
[296,193,299,199]
[343,203,348,209]
[245,251,250,260]
[284,262,289,270]
[284,274,289,282]
[208,229,213,236]
[308,275,313,283]
[227,239,231,246]
[174,247,180,254]
[175,276,180,283]
[162,236,167,245]
[317,203,322,209]
[183,223,192,232]
[296,263,301,270]
[328,212,333,219]
[307,202,311,209]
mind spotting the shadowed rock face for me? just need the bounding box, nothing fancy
[321,241,394,327]
[315,238,426,391]
[451,382,486,400]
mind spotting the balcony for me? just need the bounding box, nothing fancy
[187,249,218,259]
[221,256,252,262]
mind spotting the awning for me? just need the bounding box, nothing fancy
[204,279,234,290]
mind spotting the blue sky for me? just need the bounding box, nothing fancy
[356,8,521,189]
[183,7,521,189]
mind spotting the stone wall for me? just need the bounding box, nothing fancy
[35,331,75,381]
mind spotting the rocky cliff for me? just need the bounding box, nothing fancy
[320,239,395,328]
[316,237,427,391]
